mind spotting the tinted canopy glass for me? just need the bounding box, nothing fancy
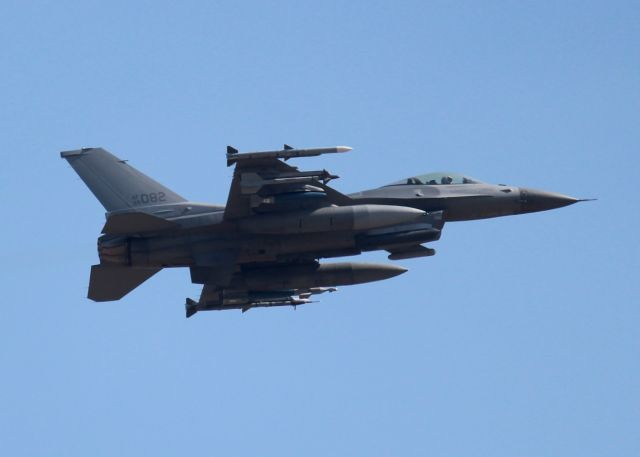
[386,172,481,186]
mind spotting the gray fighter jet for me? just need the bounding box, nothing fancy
[61,145,588,317]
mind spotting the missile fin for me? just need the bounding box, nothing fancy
[185,298,198,318]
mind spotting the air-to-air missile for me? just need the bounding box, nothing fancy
[185,285,339,316]
[61,144,590,317]
[226,144,351,165]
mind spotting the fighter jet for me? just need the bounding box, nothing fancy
[61,145,589,317]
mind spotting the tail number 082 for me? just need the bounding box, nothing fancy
[131,192,166,206]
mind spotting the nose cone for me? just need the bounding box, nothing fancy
[519,188,579,214]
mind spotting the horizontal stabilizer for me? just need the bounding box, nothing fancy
[88,265,161,302]
[102,212,179,234]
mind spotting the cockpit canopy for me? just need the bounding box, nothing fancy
[386,172,481,186]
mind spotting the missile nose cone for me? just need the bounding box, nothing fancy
[335,146,352,153]
[519,188,580,213]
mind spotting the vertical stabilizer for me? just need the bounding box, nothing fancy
[60,147,186,211]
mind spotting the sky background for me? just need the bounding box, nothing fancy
[1,1,638,456]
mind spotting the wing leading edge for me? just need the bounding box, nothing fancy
[223,144,353,219]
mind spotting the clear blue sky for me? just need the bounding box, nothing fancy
[1,1,638,456]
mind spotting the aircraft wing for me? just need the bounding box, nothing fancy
[186,145,354,316]
[223,145,352,219]
[186,258,341,317]
[185,283,336,317]
[185,145,425,317]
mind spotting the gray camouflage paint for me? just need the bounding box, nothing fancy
[61,146,586,317]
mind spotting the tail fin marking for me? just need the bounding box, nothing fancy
[61,147,186,212]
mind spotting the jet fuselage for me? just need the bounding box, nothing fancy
[61,146,586,316]
[350,182,579,221]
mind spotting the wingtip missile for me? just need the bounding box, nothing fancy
[226,145,353,166]
[281,144,350,153]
